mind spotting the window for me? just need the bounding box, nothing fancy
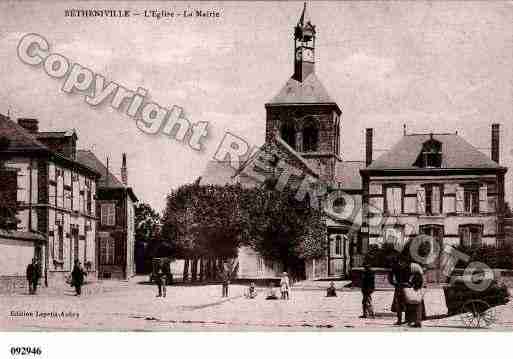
[302,119,319,152]
[424,184,442,215]
[415,138,442,168]
[280,122,296,150]
[334,117,340,156]
[385,186,403,215]
[335,236,342,255]
[460,224,483,248]
[101,203,116,226]
[100,236,115,264]
[56,223,63,260]
[85,179,92,215]
[464,184,479,214]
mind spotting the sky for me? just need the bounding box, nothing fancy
[0,1,512,213]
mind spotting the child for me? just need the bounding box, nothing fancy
[326,281,337,297]
[265,283,278,300]
[245,282,257,299]
[280,272,290,300]
[222,278,230,297]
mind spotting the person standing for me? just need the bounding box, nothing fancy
[406,261,425,328]
[221,268,230,297]
[389,257,410,325]
[155,263,167,298]
[280,272,290,300]
[26,258,40,295]
[71,260,86,296]
[360,263,375,318]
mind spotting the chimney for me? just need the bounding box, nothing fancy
[17,118,39,134]
[491,123,500,164]
[365,128,373,167]
[121,153,128,185]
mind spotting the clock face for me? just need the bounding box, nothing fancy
[295,48,302,61]
[303,48,314,62]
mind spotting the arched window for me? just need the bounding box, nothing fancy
[281,122,296,149]
[302,119,319,152]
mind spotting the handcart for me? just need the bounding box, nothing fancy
[442,277,509,328]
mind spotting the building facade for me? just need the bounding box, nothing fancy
[77,151,137,280]
[360,126,507,280]
[0,114,100,287]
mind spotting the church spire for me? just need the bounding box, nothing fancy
[297,2,307,27]
[294,3,316,82]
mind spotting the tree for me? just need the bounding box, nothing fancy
[240,186,327,278]
[161,183,244,281]
[160,181,327,281]
[134,202,161,242]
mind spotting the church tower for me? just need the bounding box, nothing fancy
[265,3,342,182]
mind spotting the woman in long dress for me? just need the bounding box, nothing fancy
[406,261,426,327]
[389,257,410,325]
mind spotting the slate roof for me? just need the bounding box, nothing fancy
[335,160,365,191]
[367,133,504,171]
[267,73,341,114]
[76,149,138,201]
[0,114,100,177]
[76,150,125,188]
[0,113,48,152]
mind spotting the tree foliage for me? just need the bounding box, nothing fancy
[160,182,327,273]
[134,202,161,242]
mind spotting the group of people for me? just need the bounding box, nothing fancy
[150,256,427,328]
[356,257,425,327]
[25,258,87,296]
[389,257,425,327]
[321,257,425,327]
[243,272,291,300]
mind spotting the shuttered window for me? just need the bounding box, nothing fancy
[101,203,116,226]
[417,187,426,214]
[386,186,402,215]
[459,225,483,248]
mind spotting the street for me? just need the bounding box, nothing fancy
[1,277,512,331]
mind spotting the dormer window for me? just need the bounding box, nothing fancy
[415,137,442,168]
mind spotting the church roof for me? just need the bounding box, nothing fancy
[266,73,341,114]
[366,133,505,171]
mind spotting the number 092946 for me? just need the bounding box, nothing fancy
[10,347,42,356]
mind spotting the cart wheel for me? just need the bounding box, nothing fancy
[460,299,495,328]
